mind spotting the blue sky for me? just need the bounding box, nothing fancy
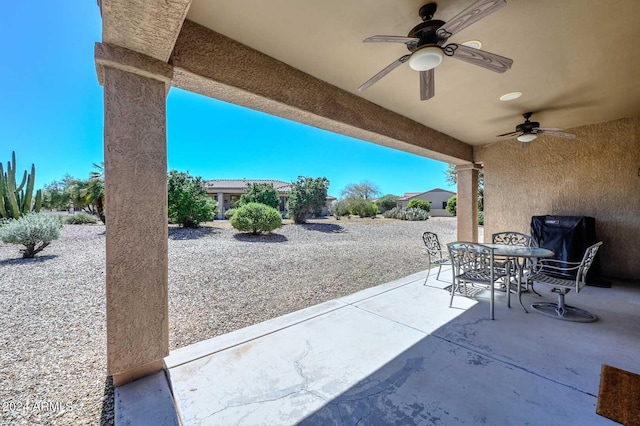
[0,1,454,197]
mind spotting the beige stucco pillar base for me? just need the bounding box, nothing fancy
[456,165,480,242]
[96,43,173,385]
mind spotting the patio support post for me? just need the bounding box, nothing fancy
[96,43,173,386]
[456,164,480,242]
[218,191,225,219]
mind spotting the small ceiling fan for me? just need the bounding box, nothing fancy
[358,0,513,101]
[497,112,576,143]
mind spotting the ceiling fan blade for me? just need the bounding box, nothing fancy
[358,54,411,92]
[447,44,513,73]
[536,127,562,132]
[364,35,420,46]
[539,130,576,139]
[496,131,520,137]
[437,0,506,39]
[419,69,435,101]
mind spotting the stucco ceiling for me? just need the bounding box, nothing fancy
[185,0,640,145]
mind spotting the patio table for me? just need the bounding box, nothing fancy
[484,244,554,312]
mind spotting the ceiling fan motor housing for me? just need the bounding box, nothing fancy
[516,121,540,133]
[407,20,447,51]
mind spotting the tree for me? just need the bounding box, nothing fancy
[231,202,282,234]
[445,164,484,211]
[236,183,280,210]
[341,181,380,200]
[85,163,105,224]
[286,176,329,224]
[407,199,431,213]
[375,194,399,212]
[41,180,71,211]
[167,170,218,228]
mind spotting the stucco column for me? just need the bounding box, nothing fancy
[96,44,173,386]
[456,164,480,242]
[217,192,225,219]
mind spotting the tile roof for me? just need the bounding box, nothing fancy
[204,179,292,191]
[397,188,455,201]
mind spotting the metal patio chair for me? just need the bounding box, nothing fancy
[529,241,603,322]
[422,232,451,285]
[447,242,512,320]
[492,231,533,292]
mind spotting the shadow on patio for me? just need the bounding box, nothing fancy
[118,269,640,425]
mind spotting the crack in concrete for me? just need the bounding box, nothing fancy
[197,341,320,422]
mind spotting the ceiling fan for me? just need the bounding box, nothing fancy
[497,112,576,143]
[358,0,513,101]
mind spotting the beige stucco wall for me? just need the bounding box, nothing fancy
[476,116,640,279]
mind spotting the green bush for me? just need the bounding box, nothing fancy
[375,194,399,212]
[407,199,431,212]
[0,213,62,258]
[347,198,378,218]
[286,176,329,224]
[231,203,282,234]
[224,208,236,219]
[478,211,484,225]
[446,195,457,216]
[236,183,280,210]
[65,212,98,225]
[329,199,350,219]
[167,170,218,228]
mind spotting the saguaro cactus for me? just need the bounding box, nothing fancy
[0,151,43,219]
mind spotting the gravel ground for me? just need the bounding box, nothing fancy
[0,216,480,425]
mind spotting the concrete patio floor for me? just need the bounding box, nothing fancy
[117,269,640,425]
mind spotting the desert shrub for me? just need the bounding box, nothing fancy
[383,207,401,219]
[65,212,97,225]
[446,195,457,216]
[478,211,484,225]
[224,208,236,219]
[407,199,431,212]
[0,213,62,258]
[382,207,428,221]
[329,199,350,219]
[375,194,399,212]
[347,198,378,218]
[404,208,429,221]
[231,202,282,234]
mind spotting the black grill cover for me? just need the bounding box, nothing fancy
[530,215,599,282]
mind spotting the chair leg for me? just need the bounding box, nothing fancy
[449,279,456,307]
[423,266,431,286]
[436,263,442,281]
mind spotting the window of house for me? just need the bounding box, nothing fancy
[442,201,447,209]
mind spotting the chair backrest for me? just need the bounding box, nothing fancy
[576,242,603,290]
[447,242,495,275]
[422,232,442,258]
[492,231,532,247]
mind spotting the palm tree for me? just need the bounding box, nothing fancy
[86,162,105,224]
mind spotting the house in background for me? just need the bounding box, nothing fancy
[205,179,335,219]
[396,188,455,217]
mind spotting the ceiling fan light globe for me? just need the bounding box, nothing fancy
[409,46,444,71]
[517,134,537,143]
